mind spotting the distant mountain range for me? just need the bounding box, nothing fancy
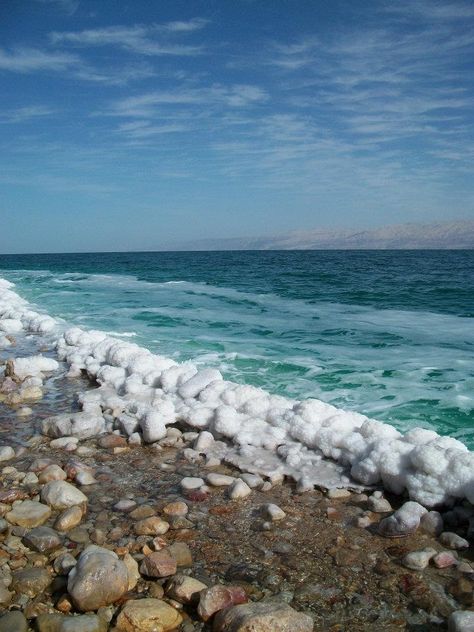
[173,220,474,251]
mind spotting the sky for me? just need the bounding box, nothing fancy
[1,0,474,253]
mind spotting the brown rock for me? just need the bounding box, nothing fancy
[166,574,207,604]
[55,506,83,532]
[140,551,177,578]
[134,517,169,536]
[116,598,182,632]
[198,585,248,621]
[167,542,193,567]
[98,434,127,449]
[213,600,314,631]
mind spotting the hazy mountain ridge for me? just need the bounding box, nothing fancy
[174,220,474,251]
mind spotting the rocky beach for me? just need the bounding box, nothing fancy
[0,278,473,631]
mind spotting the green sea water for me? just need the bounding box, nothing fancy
[0,250,472,445]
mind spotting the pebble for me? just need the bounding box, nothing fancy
[197,584,248,621]
[36,613,108,631]
[162,501,188,517]
[38,464,68,484]
[240,473,263,489]
[41,480,88,510]
[166,574,207,604]
[50,437,79,448]
[402,547,437,570]
[448,610,474,632]
[134,516,170,536]
[54,505,83,532]
[327,488,351,499]
[116,598,183,632]
[11,567,52,597]
[228,479,252,500]
[180,477,205,491]
[206,473,235,487]
[113,499,137,513]
[368,495,393,513]
[53,552,77,575]
[22,526,62,553]
[75,471,97,486]
[6,500,51,528]
[262,503,286,521]
[433,551,458,569]
[0,611,28,632]
[67,546,129,612]
[420,511,444,537]
[0,446,15,462]
[378,501,427,537]
[167,542,193,567]
[440,532,469,550]
[213,600,314,632]
[122,553,140,591]
[140,551,177,578]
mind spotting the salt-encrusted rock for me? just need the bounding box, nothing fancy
[378,501,427,538]
[41,480,87,510]
[140,551,177,578]
[440,532,469,550]
[140,409,170,443]
[165,574,207,604]
[327,488,351,499]
[67,546,129,611]
[23,526,62,553]
[213,600,314,631]
[6,500,51,528]
[228,479,252,500]
[433,551,458,568]
[402,547,437,570]
[42,412,106,440]
[240,473,264,489]
[262,503,286,521]
[134,516,169,536]
[38,464,67,484]
[116,598,182,632]
[448,610,474,632]
[179,369,222,399]
[0,611,28,632]
[11,567,51,597]
[12,355,58,379]
[0,446,14,462]
[198,585,248,621]
[181,476,204,491]
[207,473,235,487]
[194,430,215,452]
[36,613,108,632]
[54,506,83,532]
[420,511,444,537]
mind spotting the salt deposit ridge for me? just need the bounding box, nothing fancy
[1,276,473,508]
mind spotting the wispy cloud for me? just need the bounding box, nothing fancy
[34,0,79,16]
[0,47,78,73]
[0,105,56,123]
[50,21,208,56]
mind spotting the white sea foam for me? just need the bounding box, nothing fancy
[1,276,473,507]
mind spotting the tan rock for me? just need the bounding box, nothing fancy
[213,601,314,631]
[6,500,51,528]
[165,574,207,604]
[116,599,182,632]
[134,516,169,536]
[54,506,83,532]
[140,551,177,578]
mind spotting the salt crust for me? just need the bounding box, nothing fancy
[1,277,473,508]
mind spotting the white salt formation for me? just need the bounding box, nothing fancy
[1,277,474,508]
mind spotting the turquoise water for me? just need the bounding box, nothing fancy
[0,250,473,446]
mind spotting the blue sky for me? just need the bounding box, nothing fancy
[1,0,474,253]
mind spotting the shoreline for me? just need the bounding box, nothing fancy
[0,278,473,629]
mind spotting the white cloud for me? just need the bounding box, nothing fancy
[0,47,78,72]
[50,21,207,56]
[0,105,56,123]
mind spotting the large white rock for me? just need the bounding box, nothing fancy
[41,481,88,510]
[12,356,59,379]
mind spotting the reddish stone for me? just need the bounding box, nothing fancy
[139,551,177,578]
[197,585,248,621]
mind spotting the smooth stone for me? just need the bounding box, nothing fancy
[55,506,83,532]
[198,585,248,621]
[228,479,252,500]
[440,532,469,550]
[22,471,39,485]
[240,473,263,489]
[420,511,444,537]
[129,505,155,520]
[402,547,437,570]
[449,611,474,632]
[67,545,129,612]
[327,488,351,499]
[36,613,108,632]
[53,553,77,576]
[166,574,207,604]
[262,503,286,521]
[140,551,177,578]
[122,553,140,591]
[368,495,393,513]
[162,501,188,517]
[206,473,235,487]
[194,431,215,451]
[116,598,182,632]
[213,600,314,632]
[180,477,204,491]
[23,526,62,553]
[0,611,28,632]
[97,435,127,449]
[11,567,52,597]
[38,464,67,484]
[75,472,97,486]
[41,480,88,510]
[50,437,79,449]
[378,501,427,538]
[113,499,137,512]
[6,500,51,528]
[433,551,458,568]
[0,446,15,462]
[0,582,12,607]
[134,516,169,536]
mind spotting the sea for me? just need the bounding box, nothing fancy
[0,250,473,447]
